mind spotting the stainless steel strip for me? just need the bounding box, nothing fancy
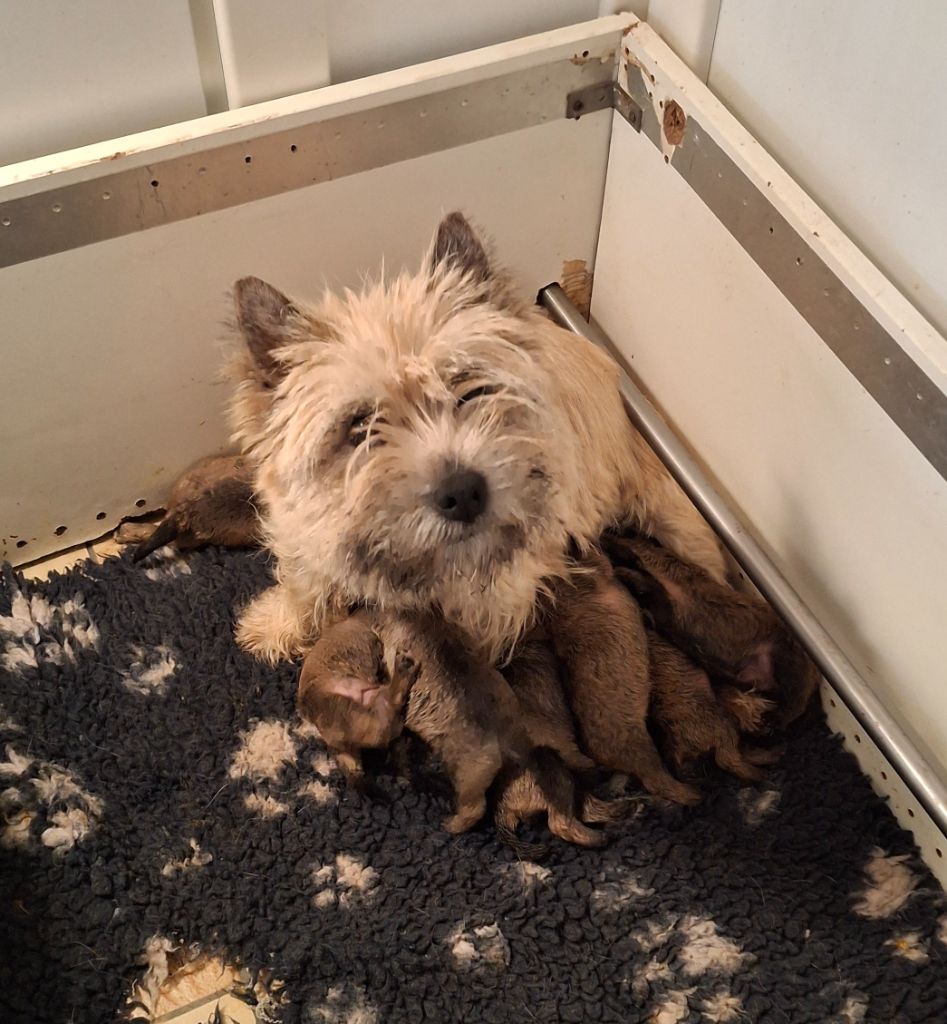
[540,282,947,839]
[0,59,613,269]
[623,69,947,483]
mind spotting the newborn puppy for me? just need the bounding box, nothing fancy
[299,611,611,846]
[502,628,595,774]
[648,631,780,783]
[604,532,819,726]
[120,454,258,562]
[297,611,416,787]
[545,550,700,806]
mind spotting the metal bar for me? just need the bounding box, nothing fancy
[539,282,947,838]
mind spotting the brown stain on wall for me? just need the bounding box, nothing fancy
[663,100,686,146]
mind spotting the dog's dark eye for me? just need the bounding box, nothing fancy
[457,384,499,406]
[347,409,372,447]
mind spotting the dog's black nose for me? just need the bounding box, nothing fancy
[434,468,489,524]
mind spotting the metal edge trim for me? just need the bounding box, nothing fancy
[0,59,613,268]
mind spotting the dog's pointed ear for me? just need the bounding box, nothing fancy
[430,212,493,284]
[234,276,298,386]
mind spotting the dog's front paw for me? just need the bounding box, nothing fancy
[235,585,309,664]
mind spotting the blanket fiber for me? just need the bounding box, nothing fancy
[1,548,945,1023]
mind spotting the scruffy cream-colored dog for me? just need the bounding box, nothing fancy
[229,213,724,664]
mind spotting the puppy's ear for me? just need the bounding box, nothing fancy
[430,212,493,284]
[234,276,298,386]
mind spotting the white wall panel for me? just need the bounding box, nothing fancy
[325,0,601,83]
[0,0,209,166]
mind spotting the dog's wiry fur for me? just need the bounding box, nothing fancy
[228,213,725,663]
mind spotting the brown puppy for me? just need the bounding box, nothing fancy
[119,454,258,562]
[545,550,700,806]
[502,628,595,774]
[648,631,780,782]
[604,532,819,726]
[298,611,614,847]
[297,611,416,787]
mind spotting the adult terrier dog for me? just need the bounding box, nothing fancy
[229,213,724,663]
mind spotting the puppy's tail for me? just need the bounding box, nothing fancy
[494,820,549,862]
[131,516,179,563]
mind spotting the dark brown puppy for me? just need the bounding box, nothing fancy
[502,628,595,774]
[298,611,614,848]
[604,532,819,726]
[648,630,780,782]
[545,550,700,806]
[119,454,258,562]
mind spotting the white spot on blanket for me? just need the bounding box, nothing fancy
[311,854,379,909]
[41,808,94,849]
[938,915,947,945]
[298,780,337,805]
[0,745,32,777]
[678,915,751,976]
[2,760,102,851]
[143,547,193,581]
[229,720,298,781]
[123,645,177,695]
[738,787,780,826]
[591,865,653,907]
[244,793,289,818]
[886,931,929,963]
[32,766,104,818]
[308,983,378,1024]
[631,958,672,998]
[632,917,677,953]
[853,847,917,918]
[503,860,552,888]
[161,839,213,877]
[702,990,744,1021]
[448,923,510,970]
[0,591,98,671]
[836,994,868,1023]
[651,989,694,1023]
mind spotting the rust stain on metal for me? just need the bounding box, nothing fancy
[663,100,686,146]
[560,259,592,320]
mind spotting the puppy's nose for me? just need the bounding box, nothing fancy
[433,468,489,524]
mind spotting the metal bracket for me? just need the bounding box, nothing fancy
[566,82,641,131]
